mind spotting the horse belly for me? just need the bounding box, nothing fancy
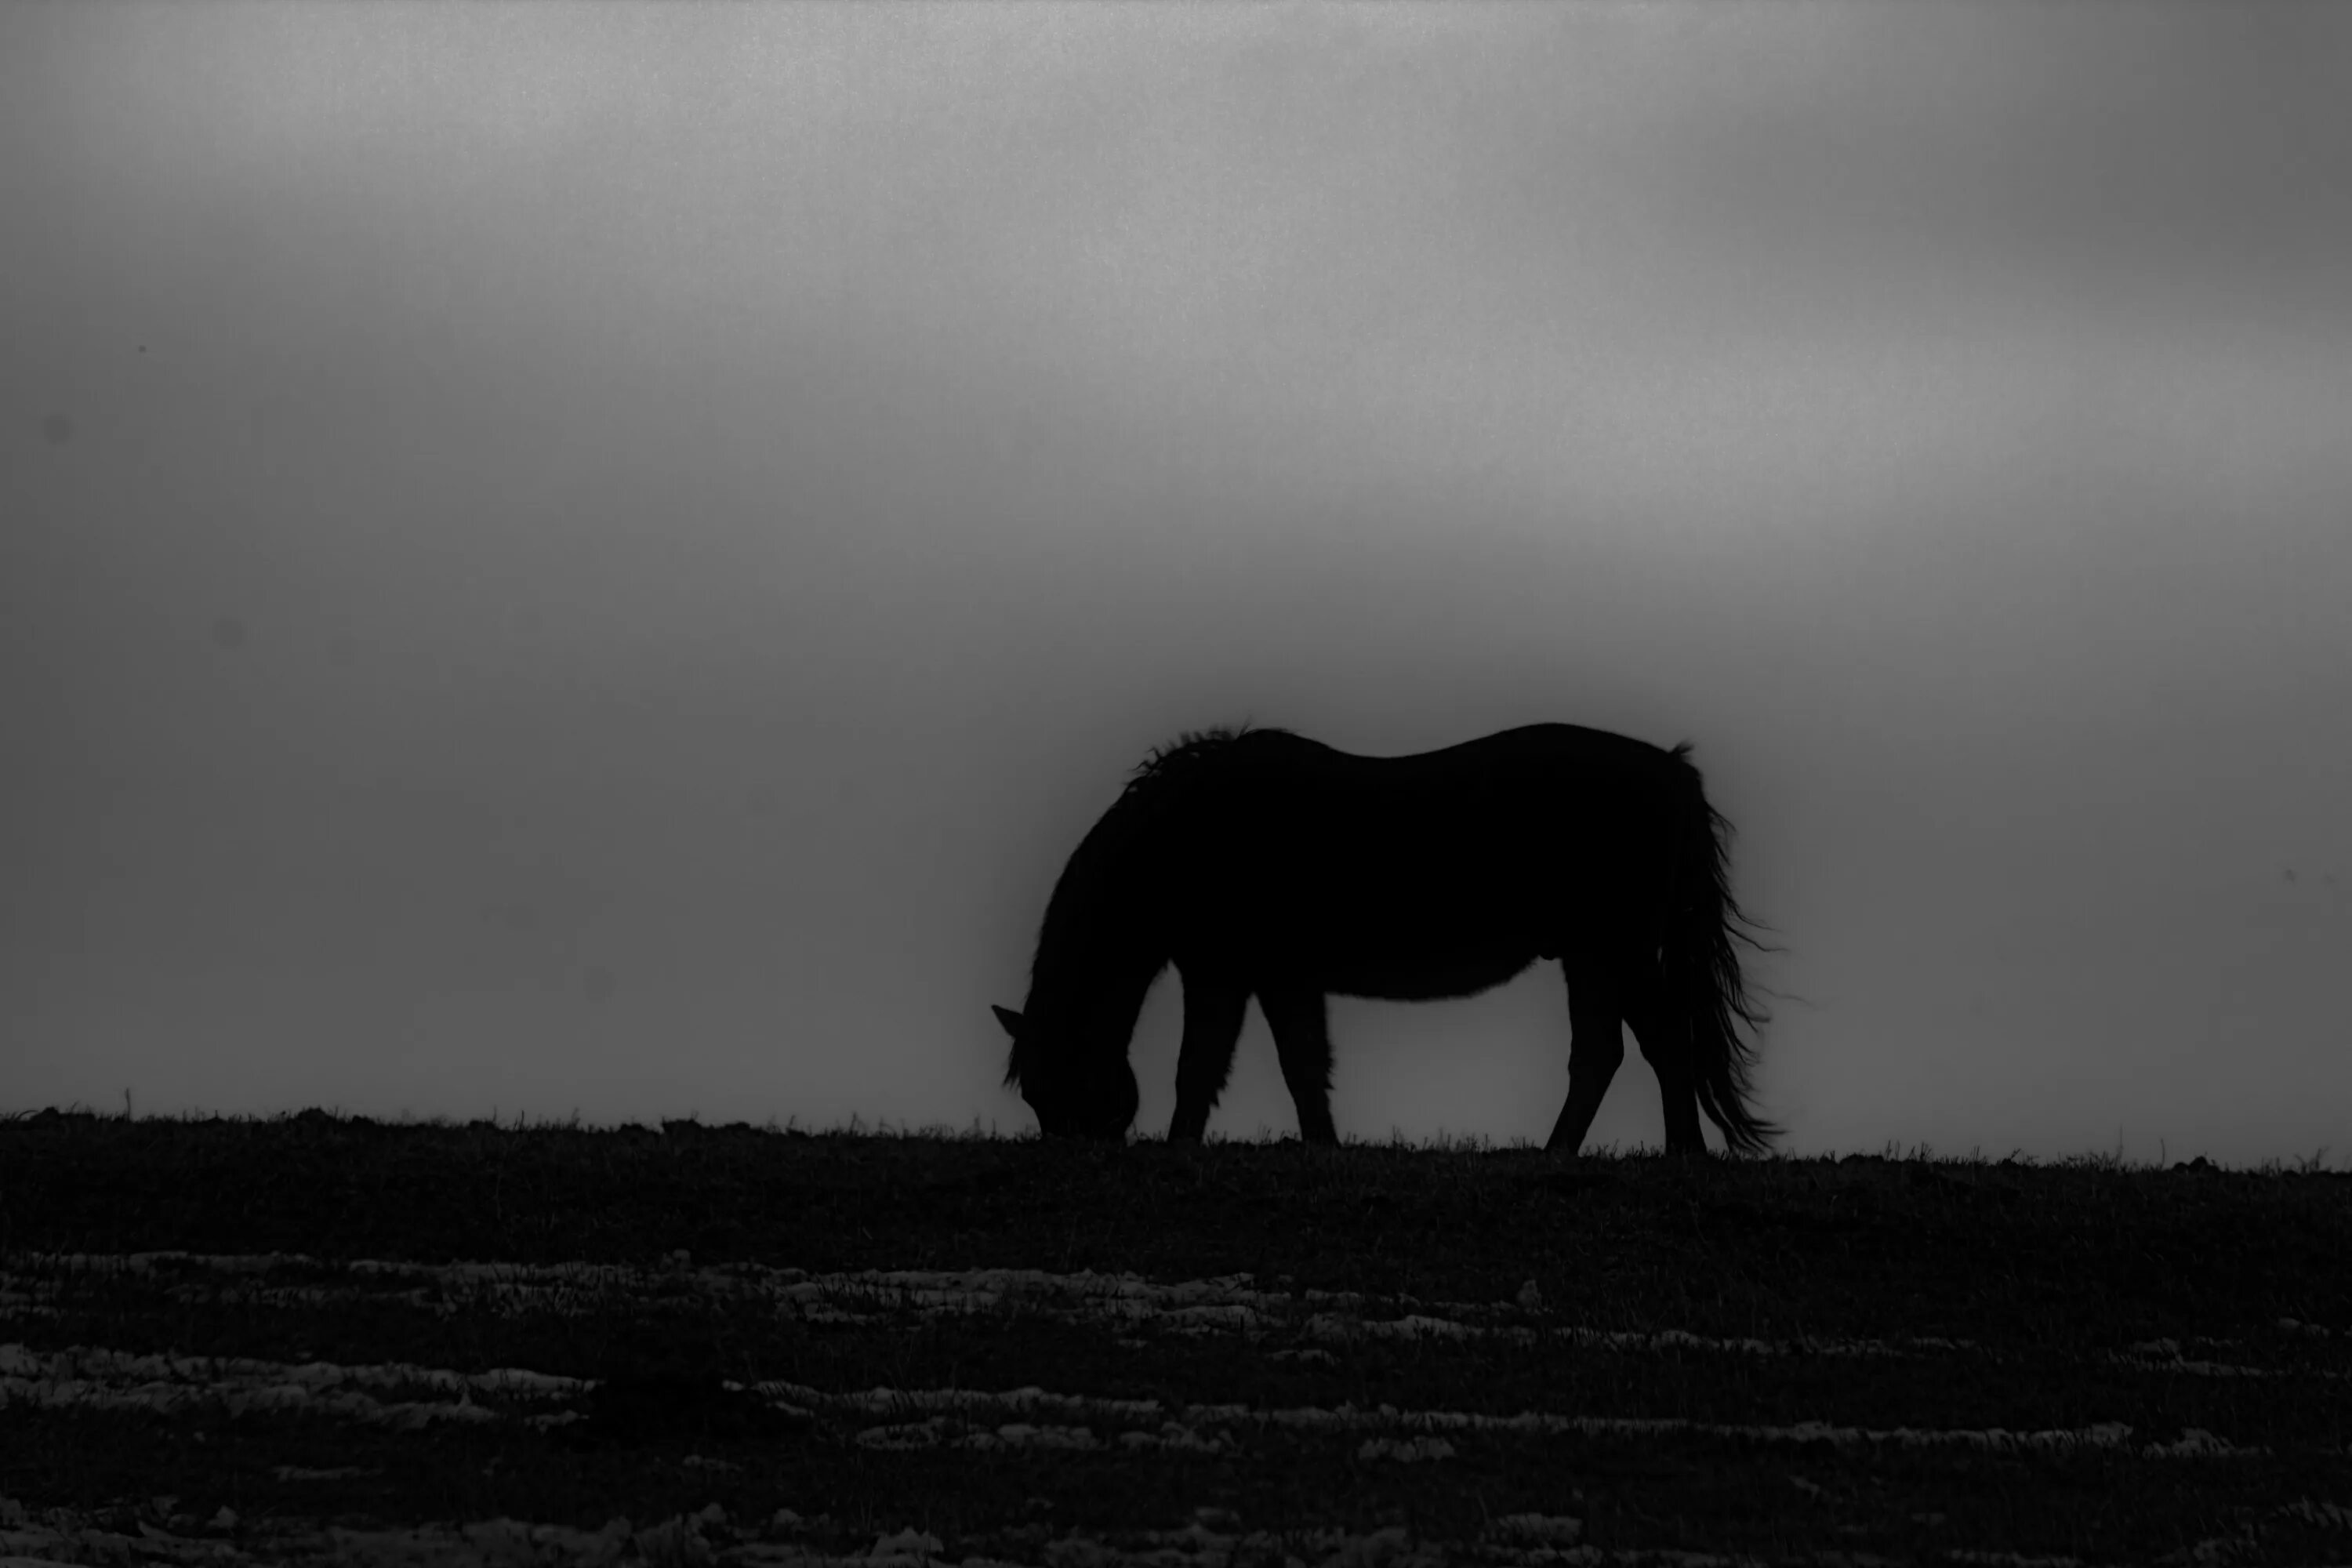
[1195,808,1567,994]
[1319,946,1543,1000]
[1289,890,1548,1000]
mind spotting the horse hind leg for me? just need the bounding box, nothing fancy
[1546,956,1625,1155]
[1624,966,1707,1156]
[1168,972,1249,1142]
[1258,983,1338,1146]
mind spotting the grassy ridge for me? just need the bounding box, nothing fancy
[2,1109,2350,1564]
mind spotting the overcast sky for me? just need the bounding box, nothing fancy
[6,3,2348,1164]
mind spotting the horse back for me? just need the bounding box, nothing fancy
[1156,725,1689,986]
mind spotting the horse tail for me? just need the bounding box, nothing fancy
[1663,745,1780,1156]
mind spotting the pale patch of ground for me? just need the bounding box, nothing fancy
[0,1341,2278,1460]
[10,1254,2340,1389]
[4,1494,2347,1568]
[5,1250,2347,1565]
[0,1341,583,1431]
[6,1252,1980,1354]
[19,1254,2343,1380]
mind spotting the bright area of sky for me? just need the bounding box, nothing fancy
[5,4,2348,1166]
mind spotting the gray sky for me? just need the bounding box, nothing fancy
[6,3,2348,1163]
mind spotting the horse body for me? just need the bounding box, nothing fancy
[1160,727,1679,983]
[996,723,1775,1155]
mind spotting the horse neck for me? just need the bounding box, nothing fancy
[1029,902,1165,1045]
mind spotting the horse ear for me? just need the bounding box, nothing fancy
[991,1005,1024,1038]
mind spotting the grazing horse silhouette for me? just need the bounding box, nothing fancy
[995,723,1777,1156]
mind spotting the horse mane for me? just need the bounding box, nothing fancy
[1123,722,1281,796]
[1006,724,1287,1088]
[1051,722,1286,949]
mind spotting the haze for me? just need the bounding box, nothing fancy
[6,4,2348,1165]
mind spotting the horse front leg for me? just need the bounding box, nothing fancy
[1168,972,1249,1142]
[1547,958,1624,1155]
[1259,983,1338,1146]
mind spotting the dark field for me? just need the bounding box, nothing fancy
[2,1109,2349,1566]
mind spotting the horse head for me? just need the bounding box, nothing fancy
[994,1004,1138,1141]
